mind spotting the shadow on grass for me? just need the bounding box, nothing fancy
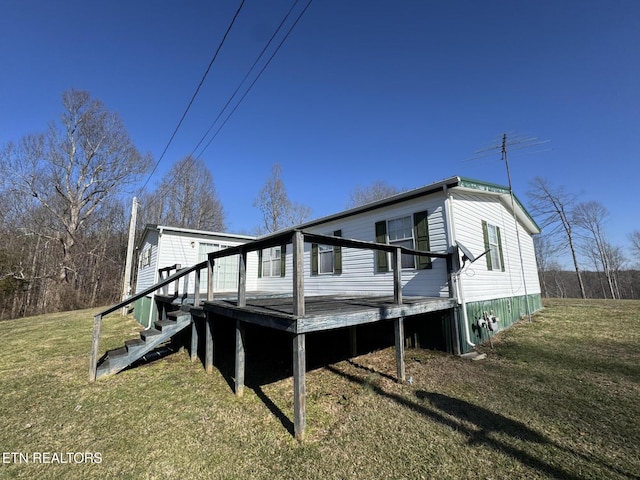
[347,359,398,383]
[494,338,640,382]
[126,344,183,370]
[326,364,639,480]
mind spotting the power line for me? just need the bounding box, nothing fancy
[153,0,313,189]
[190,0,304,159]
[137,0,246,195]
[195,0,314,159]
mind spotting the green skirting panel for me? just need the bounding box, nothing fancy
[458,293,542,354]
[133,296,156,328]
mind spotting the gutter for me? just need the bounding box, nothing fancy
[146,226,164,329]
[443,185,475,350]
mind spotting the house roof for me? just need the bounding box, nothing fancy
[455,177,541,234]
[136,224,255,250]
[265,175,540,237]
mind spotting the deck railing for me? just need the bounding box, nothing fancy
[89,228,456,382]
[204,229,455,315]
[88,261,207,382]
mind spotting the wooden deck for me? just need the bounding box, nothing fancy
[197,293,457,441]
[202,294,456,333]
[90,230,460,441]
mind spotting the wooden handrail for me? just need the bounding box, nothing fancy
[204,229,454,315]
[301,231,450,258]
[158,263,182,274]
[89,260,208,382]
[98,261,207,318]
[91,228,455,382]
[203,229,450,263]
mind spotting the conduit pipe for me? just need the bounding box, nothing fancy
[443,185,475,349]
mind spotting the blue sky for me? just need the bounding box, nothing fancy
[1,1,638,264]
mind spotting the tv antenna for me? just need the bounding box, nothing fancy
[472,133,550,323]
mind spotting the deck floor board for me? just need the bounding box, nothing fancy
[201,295,455,333]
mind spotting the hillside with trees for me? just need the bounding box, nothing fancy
[1,92,638,320]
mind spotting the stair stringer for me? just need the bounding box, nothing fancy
[95,313,192,380]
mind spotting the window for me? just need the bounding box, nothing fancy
[375,211,431,272]
[482,221,505,271]
[259,246,283,278]
[311,230,342,275]
[318,244,334,274]
[387,216,415,269]
[140,247,152,268]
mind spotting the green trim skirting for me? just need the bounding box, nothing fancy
[133,296,156,328]
[458,293,542,354]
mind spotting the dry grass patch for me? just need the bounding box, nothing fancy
[0,299,639,479]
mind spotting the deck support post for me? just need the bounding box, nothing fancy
[88,314,102,382]
[235,319,246,397]
[190,320,198,363]
[293,332,306,441]
[238,248,247,308]
[293,230,305,317]
[450,308,461,356]
[207,255,215,301]
[393,247,403,305]
[205,315,214,373]
[194,266,201,307]
[394,316,406,382]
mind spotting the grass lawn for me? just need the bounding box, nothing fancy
[0,298,638,479]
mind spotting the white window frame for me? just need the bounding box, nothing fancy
[261,247,281,278]
[318,241,334,275]
[386,215,416,270]
[140,247,152,268]
[486,223,502,271]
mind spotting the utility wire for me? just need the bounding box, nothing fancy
[137,0,246,195]
[195,0,313,159]
[190,0,303,158]
[159,0,312,186]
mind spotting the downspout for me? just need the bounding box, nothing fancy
[148,227,164,329]
[444,185,475,349]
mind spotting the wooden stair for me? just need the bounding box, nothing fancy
[95,305,192,380]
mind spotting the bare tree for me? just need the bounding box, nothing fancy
[253,164,311,234]
[528,177,586,298]
[347,181,401,208]
[630,231,640,265]
[139,155,226,232]
[1,89,151,284]
[573,201,618,299]
[533,234,563,298]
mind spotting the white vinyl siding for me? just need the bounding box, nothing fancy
[254,194,449,297]
[134,231,159,294]
[134,227,252,295]
[450,190,541,303]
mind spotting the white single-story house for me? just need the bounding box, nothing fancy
[133,225,255,327]
[133,176,542,352]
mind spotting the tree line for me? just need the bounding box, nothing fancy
[529,177,639,300]
[1,91,637,320]
[0,90,319,320]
